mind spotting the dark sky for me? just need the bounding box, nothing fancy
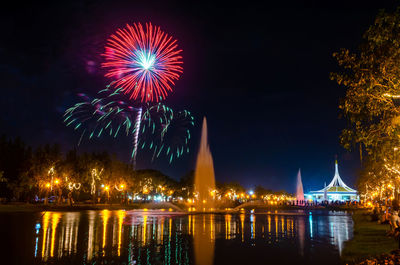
[0,0,397,193]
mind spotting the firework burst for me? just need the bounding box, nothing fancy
[102,22,183,102]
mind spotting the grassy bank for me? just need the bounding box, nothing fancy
[342,211,398,264]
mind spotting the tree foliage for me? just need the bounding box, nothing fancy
[332,8,400,198]
[331,8,400,159]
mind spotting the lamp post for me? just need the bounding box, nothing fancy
[54,178,62,204]
[119,184,125,204]
[104,185,110,204]
[44,182,51,205]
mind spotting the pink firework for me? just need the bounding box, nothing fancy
[102,23,183,102]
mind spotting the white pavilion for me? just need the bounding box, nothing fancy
[305,160,359,202]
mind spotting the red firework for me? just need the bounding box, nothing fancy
[102,23,183,102]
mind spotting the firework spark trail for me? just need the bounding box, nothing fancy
[64,87,194,164]
[138,106,194,163]
[63,88,139,147]
[132,107,142,166]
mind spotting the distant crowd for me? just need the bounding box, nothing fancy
[291,200,360,207]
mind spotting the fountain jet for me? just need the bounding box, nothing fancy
[296,169,304,205]
[194,117,216,210]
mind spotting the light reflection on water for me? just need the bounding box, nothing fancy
[23,210,354,264]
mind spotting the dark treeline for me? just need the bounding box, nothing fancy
[0,135,186,203]
[0,135,288,204]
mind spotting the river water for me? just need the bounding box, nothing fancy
[0,209,353,265]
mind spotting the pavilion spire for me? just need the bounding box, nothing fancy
[334,159,339,177]
[320,160,356,192]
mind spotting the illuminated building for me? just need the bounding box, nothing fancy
[305,160,358,202]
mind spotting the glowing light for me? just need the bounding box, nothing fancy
[54,179,59,184]
[50,213,60,257]
[87,211,95,261]
[137,50,156,70]
[46,183,51,188]
[42,212,50,260]
[250,213,256,239]
[102,210,110,256]
[117,210,125,256]
[115,184,125,191]
[142,215,147,246]
[169,218,172,241]
[383,93,400,98]
[240,213,245,242]
[132,107,142,165]
[90,168,102,195]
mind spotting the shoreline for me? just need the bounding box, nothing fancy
[0,202,185,213]
[0,202,363,213]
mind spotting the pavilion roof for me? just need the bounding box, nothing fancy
[311,160,357,193]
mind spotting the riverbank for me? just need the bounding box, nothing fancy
[0,202,184,213]
[341,211,398,264]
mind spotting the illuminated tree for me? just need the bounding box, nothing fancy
[78,152,109,203]
[331,8,400,160]
[60,150,83,201]
[108,158,133,203]
[25,144,62,203]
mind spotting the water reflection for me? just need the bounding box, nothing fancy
[28,210,352,264]
[328,214,351,254]
[298,215,305,256]
[194,215,215,265]
[87,211,95,261]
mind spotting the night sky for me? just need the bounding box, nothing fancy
[0,0,397,193]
